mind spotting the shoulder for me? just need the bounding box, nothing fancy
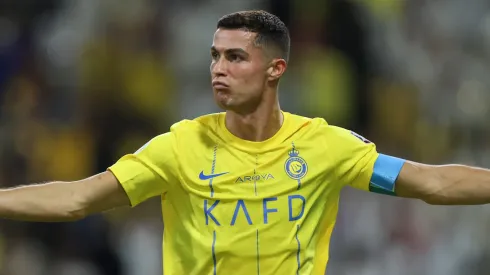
[286,112,317,124]
[289,113,374,152]
[287,113,347,138]
[169,112,223,133]
[307,116,372,145]
[284,112,327,135]
[165,113,224,150]
[135,113,222,159]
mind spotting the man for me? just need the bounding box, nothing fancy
[1,10,489,275]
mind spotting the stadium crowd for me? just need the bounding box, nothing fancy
[1,0,490,274]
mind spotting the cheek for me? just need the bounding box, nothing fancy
[246,73,267,90]
[239,68,265,85]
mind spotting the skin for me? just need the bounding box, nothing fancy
[207,28,490,206]
[210,28,287,142]
[0,26,489,223]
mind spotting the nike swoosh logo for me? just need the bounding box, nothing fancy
[199,171,229,180]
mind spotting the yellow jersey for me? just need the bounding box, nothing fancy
[108,112,404,275]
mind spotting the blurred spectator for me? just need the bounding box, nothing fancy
[1,0,490,274]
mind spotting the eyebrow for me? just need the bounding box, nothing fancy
[210,46,249,56]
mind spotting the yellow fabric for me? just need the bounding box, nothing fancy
[109,112,378,275]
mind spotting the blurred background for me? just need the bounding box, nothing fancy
[1,0,490,274]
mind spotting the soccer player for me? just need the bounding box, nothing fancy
[1,10,490,275]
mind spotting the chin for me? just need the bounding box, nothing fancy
[214,92,233,108]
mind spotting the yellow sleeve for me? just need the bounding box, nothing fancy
[108,132,178,207]
[329,126,379,191]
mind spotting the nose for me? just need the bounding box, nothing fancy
[211,57,227,77]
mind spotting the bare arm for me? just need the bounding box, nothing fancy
[395,161,490,205]
[0,171,130,222]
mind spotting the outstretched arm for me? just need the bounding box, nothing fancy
[0,171,130,222]
[396,161,490,205]
[0,131,180,222]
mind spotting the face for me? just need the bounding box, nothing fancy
[210,28,278,113]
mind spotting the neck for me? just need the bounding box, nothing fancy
[225,99,283,142]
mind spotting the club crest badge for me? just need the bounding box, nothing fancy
[284,146,308,180]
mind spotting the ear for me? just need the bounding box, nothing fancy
[267,59,287,81]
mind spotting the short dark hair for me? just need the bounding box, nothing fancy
[217,10,290,62]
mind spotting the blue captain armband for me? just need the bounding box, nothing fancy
[369,154,406,196]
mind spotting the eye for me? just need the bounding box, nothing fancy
[211,52,219,60]
[229,54,243,62]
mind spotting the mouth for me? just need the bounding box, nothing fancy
[212,80,229,89]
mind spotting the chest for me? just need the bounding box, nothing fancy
[165,140,342,232]
[175,141,334,201]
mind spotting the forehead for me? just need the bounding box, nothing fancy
[212,28,259,51]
